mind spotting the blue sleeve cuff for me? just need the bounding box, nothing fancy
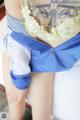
[10,71,31,90]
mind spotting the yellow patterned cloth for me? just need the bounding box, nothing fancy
[21,0,80,47]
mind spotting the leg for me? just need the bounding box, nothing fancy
[30,72,54,120]
[3,51,29,120]
[3,33,31,120]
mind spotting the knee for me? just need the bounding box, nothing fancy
[6,89,27,105]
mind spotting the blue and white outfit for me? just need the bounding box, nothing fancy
[4,14,80,90]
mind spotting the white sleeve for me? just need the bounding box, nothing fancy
[6,35,31,75]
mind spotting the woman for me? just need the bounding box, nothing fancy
[3,0,80,120]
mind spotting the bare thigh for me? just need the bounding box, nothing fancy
[3,51,29,102]
[3,51,29,120]
[30,72,54,120]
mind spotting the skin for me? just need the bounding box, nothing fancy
[4,0,24,21]
[4,0,49,21]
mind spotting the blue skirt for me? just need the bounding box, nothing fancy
[11,31,80,72]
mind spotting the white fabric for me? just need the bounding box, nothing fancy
[6,34,31,75]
